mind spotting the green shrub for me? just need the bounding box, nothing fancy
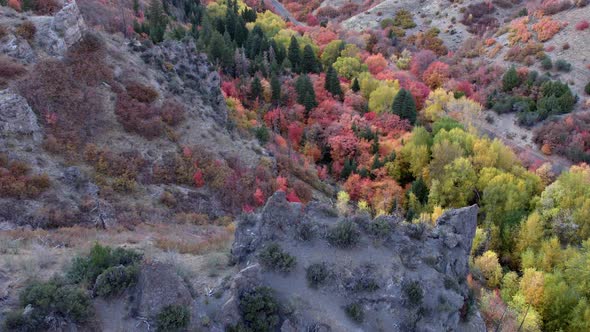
[238,287,280,332]
[585,82,590,95]
[541,56,553,70]
[156,305,190,332]
[297,222,315,241]
[554,59,572,72]
[93,265,139,297]
[344,302,364,323]
[393,9,417,29]
[403,280,423,307]
[366,218,392,239]
[306,262,330,288]
[67,243,142,285]
[327,221,360,248]
[254,126,269,144]
[258,243,296,273]
[5,279,93,331]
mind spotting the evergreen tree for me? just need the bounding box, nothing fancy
[133,0,139,15]
[295,74,317,114]
[324,65,343,98]
[409,178,429,204]
[271,74,281,105]
[391,89,417,124]
[502,66,520,92]
[302,45,319,73]
[351,77,360,93]
[208,31,226,65]
[147,0,168,43]
[288,36,301,73]
[250,76,262,101]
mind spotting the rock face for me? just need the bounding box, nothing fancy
[0,89,42,145]
[32,0,86,57]
[131,262,193,318]
[139,39,228,126]
[230,192,485,331]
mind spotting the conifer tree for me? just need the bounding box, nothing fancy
[288,36,301,72]
[351,77,360,93]
[250,76,262,101]
[302,45,319,73]
[391,89,417,124]
[147,0,168,43]
[325,65,343,98]
[271,74,281,105]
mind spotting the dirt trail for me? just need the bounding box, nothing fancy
[265,0,303,26]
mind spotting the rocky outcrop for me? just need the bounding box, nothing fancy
[138,39,228,126]
[229,192,486,331]
[32,0,85,57]
[0,89,42,145]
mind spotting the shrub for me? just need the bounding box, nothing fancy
[306,262,330,288]
[403,280,423,307]
[4,279,93,331]
[554,59,572,72]
[366,218,392,239]
[67,243,142,285]
[0,156,50,199]
[393,9,416,29]
[156,305,190,332]
[258,243,296,273]
[585,82,590,95]
[238,287,280,332]
[576,20,590,30]
[532,16,562,42]
[93,265,139,297]
[160,100,185,126]
[126,82,159,103]
[541,56,553,70]
[0,24,7,39]
[327,220,361,248]
[115,93,163,139]
[15,21,36,41]
[344,302,364,323]
[0,56,26,81]
[254,126,270,144]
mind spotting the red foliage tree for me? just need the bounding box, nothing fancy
[422,61,450,89]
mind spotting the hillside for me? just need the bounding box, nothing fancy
[1,0,590,331]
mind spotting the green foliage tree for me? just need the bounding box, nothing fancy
[391,89,417,124]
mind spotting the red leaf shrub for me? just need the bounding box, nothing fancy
[576,20,590,30]
[125,82,159,103]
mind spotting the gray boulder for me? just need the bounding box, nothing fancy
[132,262,193,319]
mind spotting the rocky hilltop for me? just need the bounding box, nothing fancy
[223,192,485,331]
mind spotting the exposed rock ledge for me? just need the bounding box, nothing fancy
[227,192,486,331]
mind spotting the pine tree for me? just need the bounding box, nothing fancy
[324,65,342,98]
[302,45,319,73]
[288,36,301,73]
[133,0,139,15]
[147,0,168,43]
[351,77,360,93]
[250,76,262,101]
[271,74,281,105]
[391,89,417,124]
[208,31,226,65]
[502,66,520,92]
